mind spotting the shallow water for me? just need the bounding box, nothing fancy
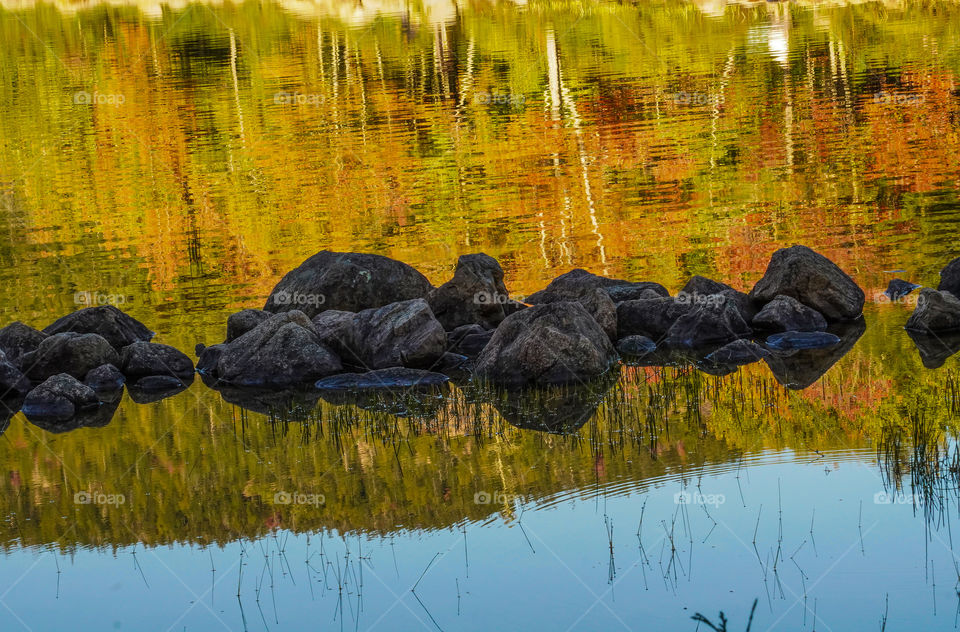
[2,0,960,629]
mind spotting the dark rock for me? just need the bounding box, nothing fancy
[43,305,153,350]
[705,339,770,366]
[0,397,23,435]
[0,351,31,398]
[532,268,669,304]
[263,251,433,318]
[527,288,617,340]
[315,368,450,391]
[767,331,841,350]
[428,253,512,330]
[127,375,192,403]
[435,352,469,374]
[22,332,120,381]
[312,310,359,353]
[475,302,617,387]
[22,373,100,421]
[749,245,865,321]
[211,385,322,418]
[449,324,493,356]
[196,344,225,375]
[679,275,736,297]
[763,319,865,389]
[120,342,195,380]
[906,329,960,369]
[226,309,272,343]
[664,294,752,348]
[617,297,693,341]
[616,335,657,357]
[752,295,827,332]
[449,324,488,342]
[939,257,960,296]
[83,363,125,392]
[905,289,960,333]
[316,299,446,370]
[885,279,921,301]
[25,394,119,434]
[216,311,342,387]
[0,322,47,368]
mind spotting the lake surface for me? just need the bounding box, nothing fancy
[2,0,960,629]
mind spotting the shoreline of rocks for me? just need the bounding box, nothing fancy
[0,245,956,431]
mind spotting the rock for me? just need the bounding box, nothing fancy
[763,319,865,389]
[475,302,617,387]
[766,331,841,350]
[22,332,120,381]
[43,305,153,350]
[616,335,657,357]
[0,351,31,397]
[226,309,272,343]
[25,393,119,434]
[526,288,617,341]
[705,340,770,366]
[678,276,758,322]
[749,245,865,321]
[211,385,322,418]
[664,294,752,348]
[939,257,960,296]
[449,324,493,357]
[428,253,512,330]
[315,368,450,391]
[531,268,669,304]
[435,352,469,374]
[906,329,960,369]
[22,373,100,421]
[317,299,447,370]
[616,297,693,341]
[120,342,195,380]
[905,289,960,333]
[312,310,359,352]
[216,311,342,387]
[751,295,827,332]
[0,322,47,368]
[263,251,433,318]
[885,279,921,302]
[196,344,225,375]
[83,364,125,392]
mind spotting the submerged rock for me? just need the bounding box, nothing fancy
[766,331,841,350]
[43,305,153,350]
[527,287,617,341]
[616,335,657,357]
[665,294,752,348]
[763,319,865,389]
[705,340,770,366]
[120,342,195,380]
[83,363,125,392]
[23,373,100,421]
[0,322,47,368]
[264,251,433,318]
[749,245,865,321]
[315,368,449,391]
[751,295,827,332]
[428,253,513,330]
[616,297,693,341]
[939,257,960,297]
[531,268,668,304]
[226,309,272,343]
[215,311,342,387]
[22,332,120,381]
[905,288,960,333]
[885,279,921,301]
[476,302,617,387]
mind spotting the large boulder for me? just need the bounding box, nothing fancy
[616,297,693,341]
[0,351,31,397]
[22,373,100,421]
[263,251,433,318]
[530,269,669,304]
[751,295,827,332]
[226,309,272,343]
[120,342,195,380]
[428,253,512,330]
[906,289,960,333]
[448,324,494,357]
[317,299,447,370]
[84,363,126,392]
[939,257,960,296]
[215,311,342,387]
[0,322,47,368]
[43,306,153,350]
[22,332,120,381]
[749,246,864,321]
[677,276,759,322]
[475,302,617,387]
[526,288,617,341]
[664,294,752,348]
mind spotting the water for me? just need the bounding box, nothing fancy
[2,0,960,629]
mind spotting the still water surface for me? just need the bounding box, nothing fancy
[2,0,960,629]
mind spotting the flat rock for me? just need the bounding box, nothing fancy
[905,288,960,333]
[22,332,120,381]
[22,373,100,421]
[531,268,669,304]
[128,375,192,403]
[939,257,960,296]
[43,306,153,350]
[766,331,841,350]
[0,322,47,368]
[264,251,433,318]
[763,319,865,389]
[120,341,195,379]
[428,253,512,330]
[752,295,827,332]
[749,245,865,321]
